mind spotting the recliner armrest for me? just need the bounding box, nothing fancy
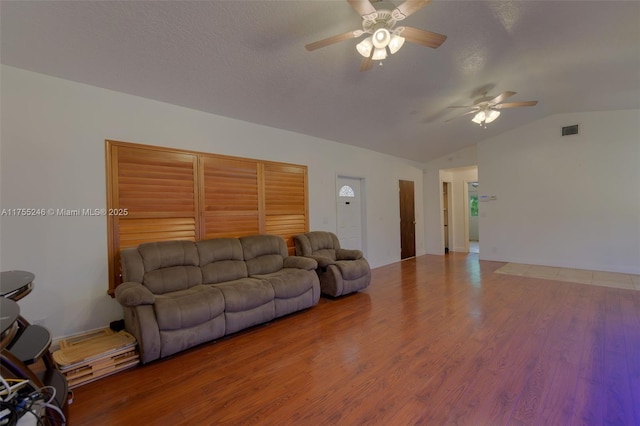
[309,255,335,268]
[336,249,363,260]
[283,256,318,271]
[115,282,155,307]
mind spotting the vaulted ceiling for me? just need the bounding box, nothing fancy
[2,1,639,163]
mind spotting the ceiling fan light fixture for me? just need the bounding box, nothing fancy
[485,109,501,123]
[305,1,446,72]
[472,111,486,125]
[372,47,388,61]
[356,37,374,58]
[372,28,391,49]
[388,35,405,54]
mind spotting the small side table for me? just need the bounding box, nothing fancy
[0,270,35,301]
[0,298,20,350]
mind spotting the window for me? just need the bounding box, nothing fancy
[339,185,355,197]
[470,195,478,217]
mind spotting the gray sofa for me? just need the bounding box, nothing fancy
[294,231,371,297]
[115,235,320,363]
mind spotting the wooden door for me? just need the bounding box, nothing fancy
[399,180,416,259]
[337,177,363,251]
[443,182,449,253]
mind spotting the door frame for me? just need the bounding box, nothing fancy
[441,180,453,254]
[335,174,367,256]
[463,180,470,253]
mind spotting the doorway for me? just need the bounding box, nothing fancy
[442,182,452,254]
[467,181,479,253]
[399,180,416,259]
[336,176,365,251]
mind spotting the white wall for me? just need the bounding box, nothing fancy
[422,110,640,274]
[478,110,640,274]
[0,66,426,339]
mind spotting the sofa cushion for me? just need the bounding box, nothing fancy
[136,240,203,294]
[212,278,275,312]
[197,238,248,283]
[138,240,199,271]
[154,285,225,331]
[294,232,339,261]
[253,269,316,299]
[201,260,249,284]
[307,232,341,252]
[224,303,275,335]
[240,235,287,275]
[143,265,202,295]
[245,254,284,275]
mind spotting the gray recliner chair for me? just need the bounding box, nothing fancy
[294,231,371,297]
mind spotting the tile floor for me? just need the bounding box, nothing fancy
[495,262,640,290]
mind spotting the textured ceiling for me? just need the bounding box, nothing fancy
[2,1,639,163]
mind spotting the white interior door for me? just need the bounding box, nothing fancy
[336,176,363,251]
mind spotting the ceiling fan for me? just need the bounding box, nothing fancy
[447,91,538,126]
[305,0,447,71]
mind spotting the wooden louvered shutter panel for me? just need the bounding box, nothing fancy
[106,141,309,294]
[201,156,260,239]
[263,164,308,254]
[107,143,199,293]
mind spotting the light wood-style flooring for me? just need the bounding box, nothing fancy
[69,253,640,425]
[496,262,640,291]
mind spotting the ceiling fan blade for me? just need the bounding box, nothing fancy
[394,0,432,19]
[360,49,374,72]
[495,101,539,109]
[446,110,476,122]
[305,31,360,51]
[400,26,447,49]
[360,57,374,72]
[488,91,516,105]
[347,0,376,17]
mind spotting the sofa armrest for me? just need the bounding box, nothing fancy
[283,256,318,271]
[115,282,155,307]
[336,249,363,260]
[308,255,336,268]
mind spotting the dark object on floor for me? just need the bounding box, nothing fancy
[110,319,125,331]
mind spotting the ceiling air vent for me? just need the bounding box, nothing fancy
[562,124,579,136]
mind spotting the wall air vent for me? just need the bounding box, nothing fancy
[562,124,579,136]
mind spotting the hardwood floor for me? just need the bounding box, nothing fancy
[69,253,640,425]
